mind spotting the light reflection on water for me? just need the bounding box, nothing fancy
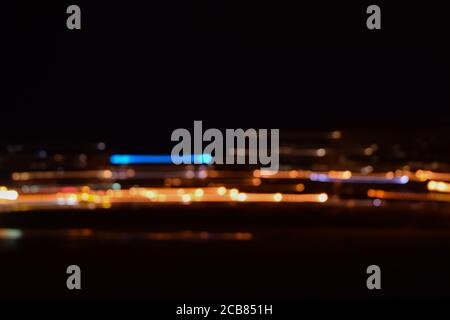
[0,228,253,242]
[0,229,23,240]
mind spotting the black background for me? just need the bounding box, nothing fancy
[2,1,450,307]
[5,1,450,147]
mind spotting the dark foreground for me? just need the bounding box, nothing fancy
[1,204,450,299]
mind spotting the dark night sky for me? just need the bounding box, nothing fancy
[5,1,450,146]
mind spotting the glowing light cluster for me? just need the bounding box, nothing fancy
[0,187,19,201]
[427,180,450,193]
[0,185,329,210]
